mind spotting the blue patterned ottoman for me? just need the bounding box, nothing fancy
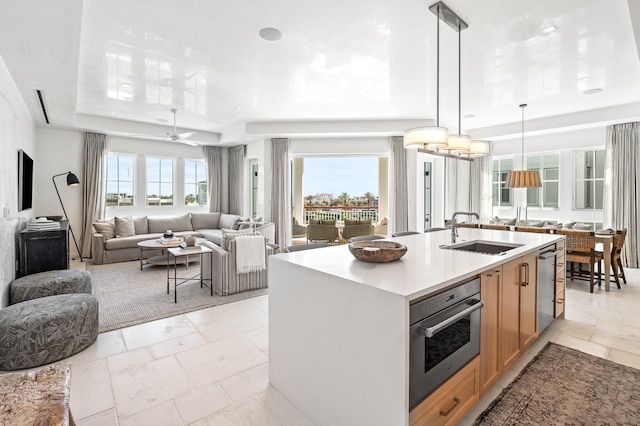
[10,270,92,305]
[0,294,99,370]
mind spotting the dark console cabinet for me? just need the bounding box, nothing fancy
[18,221,69,277]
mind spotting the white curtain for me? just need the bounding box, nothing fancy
[270,138,291,248]
[81,132,106,259]
[204,146,223,212]
[229,145,245,215]
[470,156,492,223]
[389,136,408,233]
[604,122,639,267]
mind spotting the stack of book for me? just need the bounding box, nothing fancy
[159,236,181,245]
[26,221,61,231]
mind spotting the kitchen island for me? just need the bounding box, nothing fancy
[268,228,563,426]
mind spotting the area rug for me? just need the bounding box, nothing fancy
[87,261,268,333]
[473,342,640,425]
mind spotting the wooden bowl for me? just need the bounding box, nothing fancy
[348,241,407,263]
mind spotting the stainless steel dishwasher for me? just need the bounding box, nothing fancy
[538,247,559,333]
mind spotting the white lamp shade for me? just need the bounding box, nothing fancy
[404,126,449,149]
[469,140,490,157]
[442,134,470,153]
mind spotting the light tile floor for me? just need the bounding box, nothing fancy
[67,262,640,425]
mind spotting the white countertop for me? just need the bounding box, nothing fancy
[272,228,563,301]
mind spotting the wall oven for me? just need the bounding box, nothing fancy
[409,277,483,409]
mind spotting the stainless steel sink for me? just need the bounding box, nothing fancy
[440,240,523,255]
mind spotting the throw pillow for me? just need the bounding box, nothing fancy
[114,216,135,238]
[344,219,360,226]
[309,219,321,225]
[233,217,248,230]
[134,216,148,235]
[221,229,256,250]
[322,220,336,226]
[190,212,221,230]
[93,219,115,240]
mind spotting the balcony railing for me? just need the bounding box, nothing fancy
[303,206,378,225]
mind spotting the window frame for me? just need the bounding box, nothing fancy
[491,157,514,207]
[183,158,208,207]
[525,152,560,209]
[573,148,605,211]
[106,153,136,208]
[145,156,175,207]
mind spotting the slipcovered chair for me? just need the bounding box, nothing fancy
[341,219,374,242]
[201,235,274,296]
[514,226,552,234]
[292,217,307,239]
[307,220,339,244]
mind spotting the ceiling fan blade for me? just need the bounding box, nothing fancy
[178,131,197,139]
[178,139,199,147]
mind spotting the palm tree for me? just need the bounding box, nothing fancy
[304,195,315,206]
[363,192,374,206]
[338,192,350,206]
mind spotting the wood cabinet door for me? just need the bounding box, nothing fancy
[479,268,501,396]
[500,258,522,371]
[519,252,538,350]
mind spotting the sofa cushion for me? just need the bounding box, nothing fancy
[191,212,221,230]
[105,233,163,250]
[148,214,193,233]
[219,213,240,230]
[199,229,224,246]
[93,219,115,240]
[115,216,136,237]
[134,216,148,234]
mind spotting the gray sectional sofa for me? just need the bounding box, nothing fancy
[91,212,275,265]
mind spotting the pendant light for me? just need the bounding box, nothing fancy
[442,18,470,154]
[505,104,542,188]
[404,2,448,150]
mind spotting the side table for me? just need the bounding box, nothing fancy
[137,237,206,270]
[166,245,213,303]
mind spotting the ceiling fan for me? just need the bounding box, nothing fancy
[164,108,199,146]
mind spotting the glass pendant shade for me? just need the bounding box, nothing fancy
[469,140,490,157]
[505,170,542,188]
[442,134,470,153]
[403,126,449,149]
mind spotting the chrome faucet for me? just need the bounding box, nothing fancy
[451,211,480,243]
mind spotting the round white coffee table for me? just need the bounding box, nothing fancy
[137,238,207,270]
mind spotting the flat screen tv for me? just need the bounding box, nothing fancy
[18,149,33,211]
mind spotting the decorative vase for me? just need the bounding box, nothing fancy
[185,236,196,246]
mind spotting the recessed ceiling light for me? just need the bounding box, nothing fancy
[157,118,168,123]
[463,114,475,119]
[583,88,603,95]
[109,111,116,115]
[542,25,557,34]
[259,27,282,41]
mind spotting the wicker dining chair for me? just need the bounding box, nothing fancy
[514,226,552,234]
[480,224,510,231]
[306,223,339,244]
[556,229,603,293]
[611,229,627,285]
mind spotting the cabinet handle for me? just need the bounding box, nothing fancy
[485,270,501,278]
[439,397,461,417]
[520,263,530,286]
[555,298,564,304]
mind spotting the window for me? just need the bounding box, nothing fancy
[251,162,259,218]
[526,154,559,208]
[575,149,605,209]
[146,157,174,206]
[184,160,207,206]
[106,154,135,207]
[492,158,513,207]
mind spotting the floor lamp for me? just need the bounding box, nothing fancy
[52,171,83,262]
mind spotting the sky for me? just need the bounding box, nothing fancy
[303,157,378,197]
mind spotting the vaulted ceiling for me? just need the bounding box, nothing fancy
[1,0,639,145]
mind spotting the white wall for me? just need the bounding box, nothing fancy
[0,55,36,307]
[490,127,606,225]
